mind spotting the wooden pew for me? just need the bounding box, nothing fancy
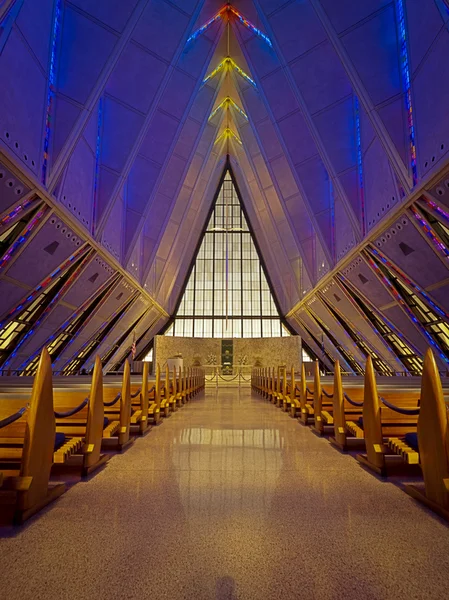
[129,362,160,432]
[289,363,314,423]
[102,360,135,451]
[177,366,185,405]
[356,357,421,476]
[281,368,294,412]
[52,355,110,476]
[311,361,335,436]
[405,348,449,521]
[173,365,182,408]
[323,361,365,450]
[0,349,65,524]
[164,365,177,412]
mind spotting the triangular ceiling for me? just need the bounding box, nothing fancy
[2,1,449,373]
[167,164,288,337]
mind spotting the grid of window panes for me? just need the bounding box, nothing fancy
[169,173,288,338]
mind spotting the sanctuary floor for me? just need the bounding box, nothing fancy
[1,387,449,599]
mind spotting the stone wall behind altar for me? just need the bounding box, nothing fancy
[154,336,302,373]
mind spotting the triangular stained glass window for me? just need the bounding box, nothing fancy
[168,169,289,338]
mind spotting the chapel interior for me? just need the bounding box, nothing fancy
[1,1,449,598]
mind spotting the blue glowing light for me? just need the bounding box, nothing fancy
[41,0,62,185]
[354,96,366,234]
[92,96,103,236]
[396,0,417,186]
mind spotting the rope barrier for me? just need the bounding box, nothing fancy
[0,404,28,429]
[104,392,121,407]
[218,373,240,381]
[306,387,313,395]
[148,386,155,394]
[380,396,420,415]
[55,397,89,418]
[322,389,333,399]
[130,389,141,399]
[344,392,363,407]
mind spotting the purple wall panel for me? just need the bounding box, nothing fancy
[0,161,31,213]
[132,1,189,61]
[139,110,179,166]
[341,255,394,307]
[260,70,298,121]
[6,216,86,289]
[0,30,46,175]
[341,5,401,106]
[406,0,445,73]
[94,279,135,320]
[101,97,144,173]
[295,156,330,215]
[70,0,139,33]
[106,43,168,114]
[254,119,283,161]
[373,214,449,288]
[62,254,114,308]
[16,0,53,70]
[320,0,391,34]
[290,41,352,114]
[414,30,449,179]
[277,110,318,166]
[58,7,117,104]
[334,196,356,261]
[59,138,94,230]
[313,97,356,174]
[52,96,83,165]
[126,156,161,216]
[267,0,326,62]
[174,118,202,160]
[363,138,398,230]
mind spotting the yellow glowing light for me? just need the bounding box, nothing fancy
[215,127,242,146]
[209,96,248,121]
[203,57,256,87]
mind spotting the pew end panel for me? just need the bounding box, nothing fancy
[405,349,449,521]
[0,349,65,525]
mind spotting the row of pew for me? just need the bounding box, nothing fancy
[0,349,204,524]
[251,349,449,522]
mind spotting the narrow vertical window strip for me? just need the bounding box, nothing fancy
[354,95,366,235]
[4,251,92,368]
[92,96,103,237]
[368,245,449,321]
[396,0,417,185]
[329,178,336,262]
[0,244,89,330]
[0,205,48,271]
[365,252,449,364]
[41,0,62,186]
[409,205,449,259]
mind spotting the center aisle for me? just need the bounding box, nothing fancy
[1,387,449,599]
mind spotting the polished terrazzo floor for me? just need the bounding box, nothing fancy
[1,387,449,599]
